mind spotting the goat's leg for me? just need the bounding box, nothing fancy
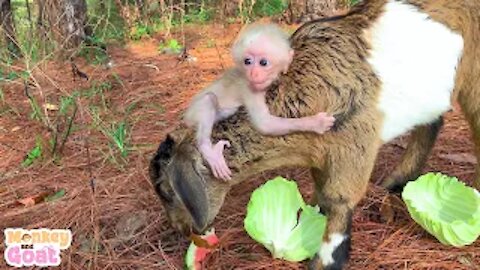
[458,88,480,190]
[308,198,353,270]
[308,144,378,270]
[381,117,443,192]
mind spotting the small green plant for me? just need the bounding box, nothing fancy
[129,22,153,40]
[44,189,66,202]
[0,69,28,81]
[158,39,183,54]
[111,121,128,157]
[99,120,129,158]
[7,71,20,80]
[88,106,130,165]
[22,139,43,167]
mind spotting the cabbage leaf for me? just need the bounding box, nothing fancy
[402,172,480,246]
[244,176,327,261]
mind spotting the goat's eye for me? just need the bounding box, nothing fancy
[244,58,253,65]
[259,59,269,67]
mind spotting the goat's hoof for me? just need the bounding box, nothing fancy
[380,176,407,194]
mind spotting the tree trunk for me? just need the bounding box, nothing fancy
[218,0,239,20]
[285,0,340,23]
[0,0,21,57]
[42,0,88,52]
[62,0,88,49]
[36,0,45,30]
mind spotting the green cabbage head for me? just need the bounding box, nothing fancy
[402,172,480,246]
[244,176,327,261]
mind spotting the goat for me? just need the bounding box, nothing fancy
[149,0,480,269]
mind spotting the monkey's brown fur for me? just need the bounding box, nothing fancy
[149,1,480,269]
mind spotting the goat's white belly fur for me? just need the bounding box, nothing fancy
[367,0,464,143]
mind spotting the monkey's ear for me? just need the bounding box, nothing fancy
[170,160,209,233]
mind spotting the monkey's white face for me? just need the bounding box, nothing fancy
[242,36,292,92]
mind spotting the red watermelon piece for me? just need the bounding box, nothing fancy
[185,228,219,269]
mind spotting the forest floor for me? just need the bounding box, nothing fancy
[0,22,479,270]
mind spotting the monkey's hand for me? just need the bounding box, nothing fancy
[309,112,335,134]
[199,140,232,181]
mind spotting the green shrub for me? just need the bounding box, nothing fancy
[129,22,154,40]
[183,7,214,23]
[253,0,288,17]
[158,39,183,54]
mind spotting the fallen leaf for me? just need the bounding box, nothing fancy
[11,126,21,132]
[44,103,59,111]
[17,197,36,207]
[17,191,52,207]
[438,153,477,164]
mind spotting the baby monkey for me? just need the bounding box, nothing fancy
[184,23,335,180]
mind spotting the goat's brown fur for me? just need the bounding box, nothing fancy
[149,1,480,269]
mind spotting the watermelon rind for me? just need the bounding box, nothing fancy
[184,228,216,270]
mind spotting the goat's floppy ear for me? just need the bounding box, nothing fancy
[170,160,209,233]
[149,134,175,181]
[158,134,175,160]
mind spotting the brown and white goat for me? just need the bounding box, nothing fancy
[149,0,480,269]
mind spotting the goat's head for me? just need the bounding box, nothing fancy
[148,130,230,235]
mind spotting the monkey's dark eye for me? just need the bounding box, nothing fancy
[259,59,269,67]
[244,58,253,65]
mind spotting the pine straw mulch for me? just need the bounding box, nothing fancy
[0,23,479,270]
